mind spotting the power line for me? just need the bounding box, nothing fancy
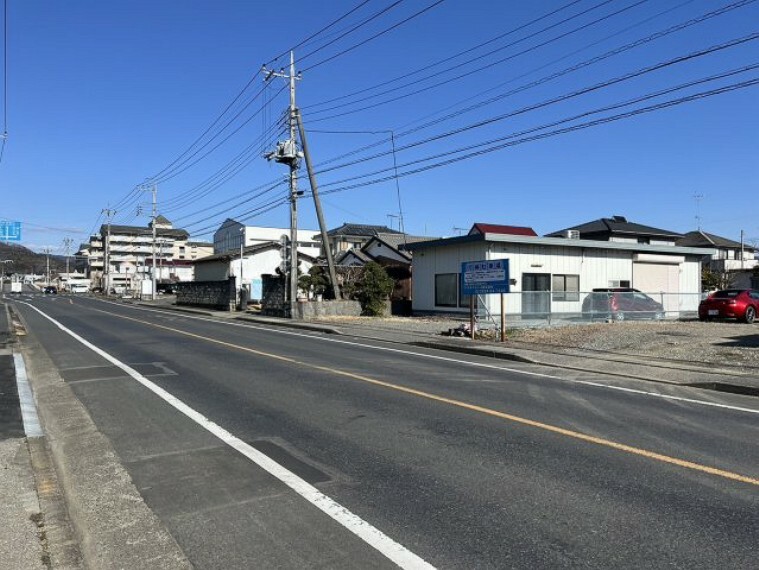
[300,0,447,73]
[1,0,8,164]
[314,75,759,198]
[308,0,723,171]
[265,0,372,66]
[298,0,406,63]
[304,0,591,110]
[311,28,759,178]
[305,0,631,116]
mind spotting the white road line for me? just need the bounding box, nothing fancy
[96,299,759,416]
[13,353,43,437]
[21,301,436,570]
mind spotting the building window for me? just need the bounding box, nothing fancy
[552,274,579,301]
[435,273,458,307]
[609,279,631,288]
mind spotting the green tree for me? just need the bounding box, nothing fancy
[355,262,394,316]
[298,266,329,299]
[701,267,733,291]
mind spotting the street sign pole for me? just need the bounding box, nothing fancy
[461,259,511,342]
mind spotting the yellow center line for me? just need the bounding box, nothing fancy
[89,304,759,487]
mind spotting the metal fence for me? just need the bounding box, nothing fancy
[473,291,706,329]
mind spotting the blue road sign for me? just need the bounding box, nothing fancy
[461,259,510,295]
[0,221,21,241]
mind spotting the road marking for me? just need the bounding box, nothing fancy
[14,353,43,437]
[21,302,435,570]
[33,300,759,487]
[87,298,759,416]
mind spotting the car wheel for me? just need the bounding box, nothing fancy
[613,312,625,322]
[745,306,756,324]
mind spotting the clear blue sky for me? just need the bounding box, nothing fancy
[1,0,757,254]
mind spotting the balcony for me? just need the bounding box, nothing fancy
[708,258,759,272]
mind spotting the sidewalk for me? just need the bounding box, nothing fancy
[0,302,63,569]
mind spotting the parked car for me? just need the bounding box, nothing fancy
[582,288,665,321]
[698,289,759,324]
[43,285,58,294]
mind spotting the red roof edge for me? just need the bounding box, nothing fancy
[469,223,538,237]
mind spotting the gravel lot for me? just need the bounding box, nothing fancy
[311,316,759,370]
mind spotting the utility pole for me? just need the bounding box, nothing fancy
[741,229,745,270]
[102,208,116,294]
[42,247,51,285]
[62,237,73,291]
[263,51,302,318]
[141,184,158,300]
[295,108,340,299]
[151,184,157,301]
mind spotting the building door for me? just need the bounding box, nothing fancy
[522,273,551,316]
[633,262,679,313]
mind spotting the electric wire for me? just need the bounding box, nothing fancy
[300,0,447,73]
[298,0,406,63]
[318,63,759,190]
[311,25,759,177]
[1,0,8,164]
[313,77,759,199]
[305,0,587,110]
[306,0,631,116]
[265,0,372,66]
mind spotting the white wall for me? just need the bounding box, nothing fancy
[412,241,703,316]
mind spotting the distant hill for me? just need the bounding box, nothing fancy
[0,242,67,275]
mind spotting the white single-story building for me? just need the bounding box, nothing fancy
[405,232,714,319]
[194,242,317,301]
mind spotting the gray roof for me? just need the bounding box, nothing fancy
[677,230,755,251]
[327,223,401,237]
[546,216,682,239]
[404,232,714,256]
[101,224,189,239]
[335,248,372,265]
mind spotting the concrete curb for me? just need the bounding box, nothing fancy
[18,318,192,569]
[411,340,537,364]
[236,315,343,335]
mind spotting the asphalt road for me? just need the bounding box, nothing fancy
[11,294,759,569]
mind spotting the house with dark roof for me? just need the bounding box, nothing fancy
[334,231,437,304]
[545,215,682,245]
[325,223,402,257]
[677,230,758,288]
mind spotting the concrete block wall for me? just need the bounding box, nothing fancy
[175,278,236,311]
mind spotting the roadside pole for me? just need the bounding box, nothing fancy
[501,293,506,342]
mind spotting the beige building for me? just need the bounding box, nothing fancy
[84,216,211,292]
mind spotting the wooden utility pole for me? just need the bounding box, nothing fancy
[295,109,340,299]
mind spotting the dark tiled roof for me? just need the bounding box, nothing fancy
[101,224,189,239]
[327,223,401,237]
[335,249,372,265]
[154,215,172,225]
[677,230,755,251]
[469,223,537,237]
[545,216,681,239]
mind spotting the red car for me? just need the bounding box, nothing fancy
[699,289,759,324]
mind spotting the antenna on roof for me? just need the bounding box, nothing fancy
[693,193,704,230]
[452,226,466,236]
[387,213,399,231]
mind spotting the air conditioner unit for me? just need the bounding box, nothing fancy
[566,230,580,239]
